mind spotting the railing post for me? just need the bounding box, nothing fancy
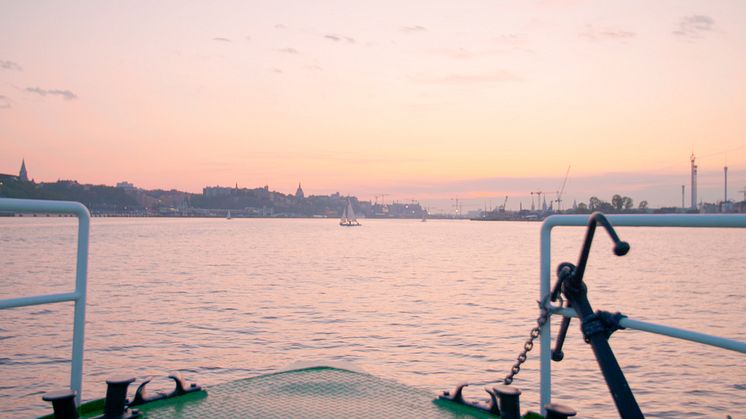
[0,198,90,405]
[539,222,553,416]
[71,206,90,404]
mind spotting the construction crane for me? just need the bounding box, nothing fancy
[499,195,508,212]
[451,197,462,216]
[555,166,571,212]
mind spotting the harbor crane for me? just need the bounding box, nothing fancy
[499,195,508,212]
[554,166,571,212]
[451,197,462,216]
[375,194,390,206]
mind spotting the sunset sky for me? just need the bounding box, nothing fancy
[1,1,745,211]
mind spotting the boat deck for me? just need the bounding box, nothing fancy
[63,367,542,418]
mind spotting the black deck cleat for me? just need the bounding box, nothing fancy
[42,389,78,419]
[544,402,577,419]
[102,375,140,418]
[492,385,521,419]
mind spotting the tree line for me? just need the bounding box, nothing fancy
[571,194,648,213]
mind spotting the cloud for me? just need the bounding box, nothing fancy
[401,25,427,33]
[213,37,232,42]
[580,25,636,41]
[324,34,356,43]
[0,60,22,71]
[278,47,299,54]
[411,70,523,85]
[274,24,286,30]
[428,46,530,60]
[429,48,476,59]
[673,15,715,40]
[0,95,10,108]
[25,87,78,100]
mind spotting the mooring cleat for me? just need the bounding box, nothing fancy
[492,385,521,419]
[544,402,577,419]
[42,389,79,419]
[130,377,159,407]
[168,372,202,395]
[439,383,505,416]
[484,387,501,415]
[129,373,203,407]
[439,382,469,404]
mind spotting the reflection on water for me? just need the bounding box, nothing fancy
[1,217,744,417]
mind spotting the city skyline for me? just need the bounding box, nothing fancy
[2,156,742,213]
[1,1,745,210]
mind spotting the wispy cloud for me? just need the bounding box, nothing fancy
[673,15,715,40]
[411,70,523,85]
[278,47,299,54]
[0,60,22,71]
[213,37,232,42]
[25,87,78,100]
[0,95,11,108]
[580,25,636,41]
[401,25,427,33]
[324,34,356,43]
[428,48,476,60]
[428,46,528,60]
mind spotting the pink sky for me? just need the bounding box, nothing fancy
[1,1,745,210]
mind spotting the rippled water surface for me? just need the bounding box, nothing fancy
[1,217,745,417]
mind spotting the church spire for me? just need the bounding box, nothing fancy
[19,159,29,182]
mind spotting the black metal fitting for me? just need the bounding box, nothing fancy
[544,402,577,419]
[130,373,203,407]
[580,311,627,343]
[492,385,521,419]
[597,311,627,337]
[484,387,502,416]
[102,376,140,418]
[439,383,501,415]
[554,212,643,418]
[42,389,79,419]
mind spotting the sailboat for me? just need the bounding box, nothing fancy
[339,199,361,227]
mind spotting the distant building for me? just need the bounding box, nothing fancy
[203,186,234,197]
[19,159,28,182]
[295,183,304,199]
[116,181,136,190]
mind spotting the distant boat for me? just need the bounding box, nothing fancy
[339,199,360,227]
[226,210,232,220]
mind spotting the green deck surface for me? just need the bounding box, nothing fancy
[132,367,498,418]
[47,367,544,418]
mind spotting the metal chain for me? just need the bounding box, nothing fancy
[502,299,552,385]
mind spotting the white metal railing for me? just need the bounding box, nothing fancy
[539,214,746,415]
[0,198,90,404]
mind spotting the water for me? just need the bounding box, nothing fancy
[1,217,745,417]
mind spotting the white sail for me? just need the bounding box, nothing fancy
[346,201,357,222]
[340,204,347,223]
[340,199,360,226]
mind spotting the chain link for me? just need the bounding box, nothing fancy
[502,300,551,385]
